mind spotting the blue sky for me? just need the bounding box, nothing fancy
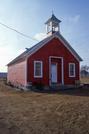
[0,0,89,72]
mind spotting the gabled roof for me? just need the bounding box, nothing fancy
[7,32,82,66]
[45,14,61,24]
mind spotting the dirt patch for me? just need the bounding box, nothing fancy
[0,80,89,133]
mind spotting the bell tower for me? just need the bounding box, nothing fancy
[45,13,61,36]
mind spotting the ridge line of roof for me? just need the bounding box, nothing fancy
[7,32,82,66]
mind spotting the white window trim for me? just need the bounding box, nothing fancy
[69,63,76,77]
[34,61,43,78]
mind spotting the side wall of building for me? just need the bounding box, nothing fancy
[7,61,26,87]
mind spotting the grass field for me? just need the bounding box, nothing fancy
[81,77,89,84]
[0,79,89,134]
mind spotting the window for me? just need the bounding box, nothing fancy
[34,61,43,78]
[69,63,75,77]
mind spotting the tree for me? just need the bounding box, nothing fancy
[81,65,89,77]
[81,65,89,72]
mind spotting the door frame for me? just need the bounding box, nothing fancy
[49,56,64,86]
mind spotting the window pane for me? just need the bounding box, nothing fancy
[70,64,74,75]
[35,62,41,76]
[69,64,75,77]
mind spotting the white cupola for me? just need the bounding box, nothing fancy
[45,13,61,36]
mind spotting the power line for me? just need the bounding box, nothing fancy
[0,21,38,42]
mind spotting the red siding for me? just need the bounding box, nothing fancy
[27,37,80,86]
[7,61,26,86]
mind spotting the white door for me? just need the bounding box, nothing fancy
[51,63,57,83]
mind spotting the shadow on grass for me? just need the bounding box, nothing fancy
[32,87,89,97]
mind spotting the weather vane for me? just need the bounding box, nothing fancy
[52,10,54,15]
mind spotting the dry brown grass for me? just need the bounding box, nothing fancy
[0,79,89,133]
[81,77,89,84]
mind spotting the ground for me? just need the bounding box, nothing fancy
[81,77,89,84]
[0,79,89,134]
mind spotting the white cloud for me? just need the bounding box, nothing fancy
[67,15,80,24]
[0,46,11,72]
[34,33,47,41]
[17,48,25,55]
[62,14,81,38]
[0,45,18,72]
